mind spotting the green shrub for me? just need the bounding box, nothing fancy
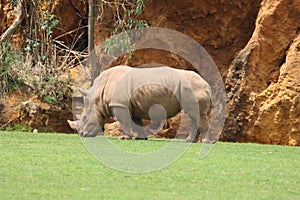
[4,124,34,132]
[0,42,24,97]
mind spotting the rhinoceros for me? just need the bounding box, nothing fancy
[68,65,211,142]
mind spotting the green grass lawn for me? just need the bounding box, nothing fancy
[0,132,299,200]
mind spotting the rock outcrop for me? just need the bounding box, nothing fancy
[247,34,300,146]
[224,0,300,145]
[0,94,73,133]
[20,98,74,133]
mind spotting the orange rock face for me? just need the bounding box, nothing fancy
[248,35,300,145]
[224,0,300,145]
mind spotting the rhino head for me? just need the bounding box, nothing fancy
[68,88,101,137]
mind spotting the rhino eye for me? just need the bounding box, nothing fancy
[83,115,87,121]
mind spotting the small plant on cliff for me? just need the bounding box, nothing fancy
[101,0,149,58]
[41,10,59,35]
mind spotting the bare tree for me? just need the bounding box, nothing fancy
[88,0,100,84]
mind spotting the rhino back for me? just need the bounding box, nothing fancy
[93,66,211,119]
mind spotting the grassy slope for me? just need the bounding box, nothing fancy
[0,132,299,200]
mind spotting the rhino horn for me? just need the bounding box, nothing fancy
[78,88,88,96]
[67,120,78,130]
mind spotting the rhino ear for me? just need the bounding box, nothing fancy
[67,120,78,130]
[78,88,88,96]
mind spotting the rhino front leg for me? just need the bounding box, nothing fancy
[132,117,148,140]
[186,117,200,143]
[112,106,133,140]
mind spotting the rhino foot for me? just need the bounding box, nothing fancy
[135,137,148,140]
[202,139,217,144]
[118,135,132,140]
[186,137,199,143]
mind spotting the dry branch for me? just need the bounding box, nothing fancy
[0,0,24,43]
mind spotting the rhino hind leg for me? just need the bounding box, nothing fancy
[198,114,215,143]
[186,117,200,143]
[132,117,148,140]
[186,113,210,143]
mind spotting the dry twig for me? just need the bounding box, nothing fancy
[0,0,24,43]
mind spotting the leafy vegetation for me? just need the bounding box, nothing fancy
[0,0,73,103]
[4,124,34,132]
[1,0,148,102]
[102,0,149,58]
[0,42,24,97]
[0,132,299,199]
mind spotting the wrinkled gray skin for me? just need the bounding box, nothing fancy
[68,66,211,142]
